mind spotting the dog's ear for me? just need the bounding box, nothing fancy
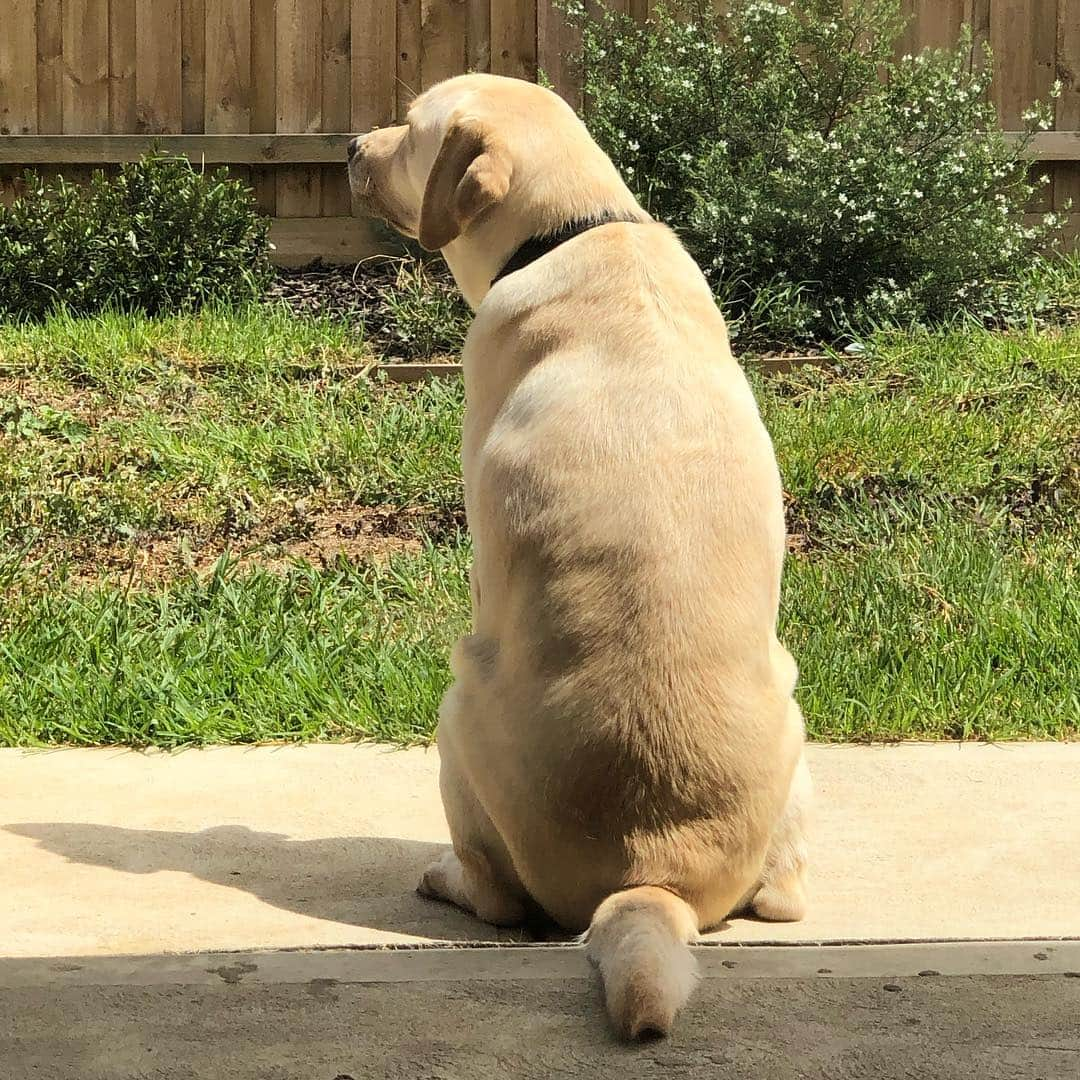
[419,115,512,251]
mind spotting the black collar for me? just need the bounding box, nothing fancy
[490,212,642,286]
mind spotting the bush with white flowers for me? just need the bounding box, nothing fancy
[567,0,1065,346]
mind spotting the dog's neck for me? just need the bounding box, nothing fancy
[489,212,643,287]
[441,207,647,310]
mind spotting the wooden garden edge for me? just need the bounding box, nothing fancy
[377,355,837,382]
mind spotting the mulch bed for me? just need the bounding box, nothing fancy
[265,260,834,367]
[265,260,397,330]
[265,258,463,356]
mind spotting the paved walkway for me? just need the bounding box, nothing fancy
[2,743,1078,956]
[3,943,1079,1079]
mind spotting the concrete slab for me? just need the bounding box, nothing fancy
[2,945,1079,1079]
[2,743,1078,957]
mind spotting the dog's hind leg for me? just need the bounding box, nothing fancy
[743,737,811,922]
[417,684,529,927]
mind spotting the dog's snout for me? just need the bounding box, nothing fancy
[347,136,363,163]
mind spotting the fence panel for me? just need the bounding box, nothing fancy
[63,0,110,133]
[136,1,184,134]
[353,0,397,131]
[0,1,1077,260]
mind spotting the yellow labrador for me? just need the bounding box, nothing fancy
[348,73,810,1040]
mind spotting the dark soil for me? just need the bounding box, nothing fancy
[264,261,834,366]
[265,261,399,330]
[265,258,466,360]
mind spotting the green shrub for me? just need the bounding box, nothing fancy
[0,153,271,320]
[568,0,1066,346]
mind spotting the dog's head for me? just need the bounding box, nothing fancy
[348,74,643,301]
[348,74,514,252]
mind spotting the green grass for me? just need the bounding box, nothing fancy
[0,306,1077,745]
[0,545,469,747]
[0,305,464,550]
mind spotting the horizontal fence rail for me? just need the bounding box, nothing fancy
[1,131,1078,165]
[0,1,1077,263]
[0,134,354,165]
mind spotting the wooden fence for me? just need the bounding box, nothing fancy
[0,1,1078,263]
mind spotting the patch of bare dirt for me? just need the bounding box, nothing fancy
[0,378,123,426]
[26,502,467,590]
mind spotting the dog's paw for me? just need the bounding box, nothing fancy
[749,878,806,922]
[416,850,460,903]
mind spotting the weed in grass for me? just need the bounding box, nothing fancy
[373,259,470,359]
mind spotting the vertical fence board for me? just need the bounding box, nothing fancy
[991,0,1056,125]
[136,1,184,133]
[491,0,537,80]
[991,0,1056,211]
[276,0,323,215]
[250,0,277,215]
[322,0,353,214]
[397,0,424,115]
[466,0,490,73]
[421,0,467,90]
[28,0,63,201]
[537,0,581,109]
[922,0,964,50]
[352,0,396,129]
[963,0,992,70]
[36,0,63,134]
[1056,0,1080,212]
[1,0,38,135]
[182,0,207,133]
[898,0,964,55]
[109,0,138,132]
[63,0,110,133]
[206,0,252,132]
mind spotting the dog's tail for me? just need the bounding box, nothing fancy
[585,885,699,1041]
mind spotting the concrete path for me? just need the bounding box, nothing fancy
[2,743,1079,956]
[3,943,1079,1079]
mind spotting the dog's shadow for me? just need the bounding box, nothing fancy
[4,822,548,942]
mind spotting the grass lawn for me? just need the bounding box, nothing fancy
[0,305,1077,746]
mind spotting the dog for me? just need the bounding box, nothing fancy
[348,73,810,1041]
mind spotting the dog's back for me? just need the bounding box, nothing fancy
[446,220,803,931]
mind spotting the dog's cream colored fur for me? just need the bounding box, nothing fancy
[349,73,810,1040]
